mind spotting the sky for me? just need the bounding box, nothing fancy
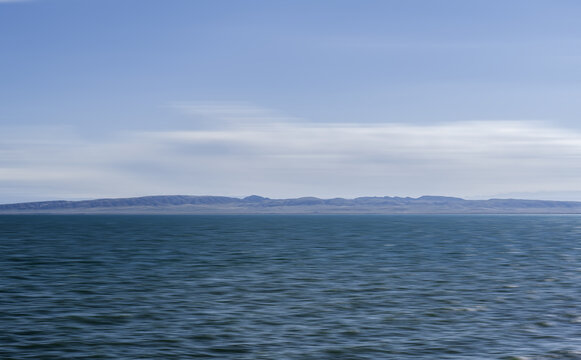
[2,0,581,203]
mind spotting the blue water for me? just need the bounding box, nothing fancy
[1,215,580,359]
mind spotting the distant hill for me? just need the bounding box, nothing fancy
[2,195,581,214]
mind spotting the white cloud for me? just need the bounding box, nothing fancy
[2,115,581,203]
[169,101,300,128]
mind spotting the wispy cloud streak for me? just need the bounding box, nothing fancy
[1,110,580,201]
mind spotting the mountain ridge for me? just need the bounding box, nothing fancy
[2,195,581,214]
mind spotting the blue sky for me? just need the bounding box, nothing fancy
[2,0,581,203]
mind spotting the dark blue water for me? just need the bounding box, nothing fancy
[1,215,580,359]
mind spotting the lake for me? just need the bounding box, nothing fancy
[1,215,580,359]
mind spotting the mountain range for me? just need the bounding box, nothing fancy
[2,195,581,214]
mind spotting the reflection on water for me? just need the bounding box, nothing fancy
[1,215,580,359]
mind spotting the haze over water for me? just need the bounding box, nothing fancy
[1,215,580,359]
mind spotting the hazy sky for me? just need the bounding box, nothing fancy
[2,0,581,203]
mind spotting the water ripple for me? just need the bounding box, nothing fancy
[0,215,580,359]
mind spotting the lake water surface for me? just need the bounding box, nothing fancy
[1,215,580,359]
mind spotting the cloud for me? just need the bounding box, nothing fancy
[169,101,300,128]
[1,112,581,202]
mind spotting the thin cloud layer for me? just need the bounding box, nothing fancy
[1,116,580,203]
[170,101,301,128]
